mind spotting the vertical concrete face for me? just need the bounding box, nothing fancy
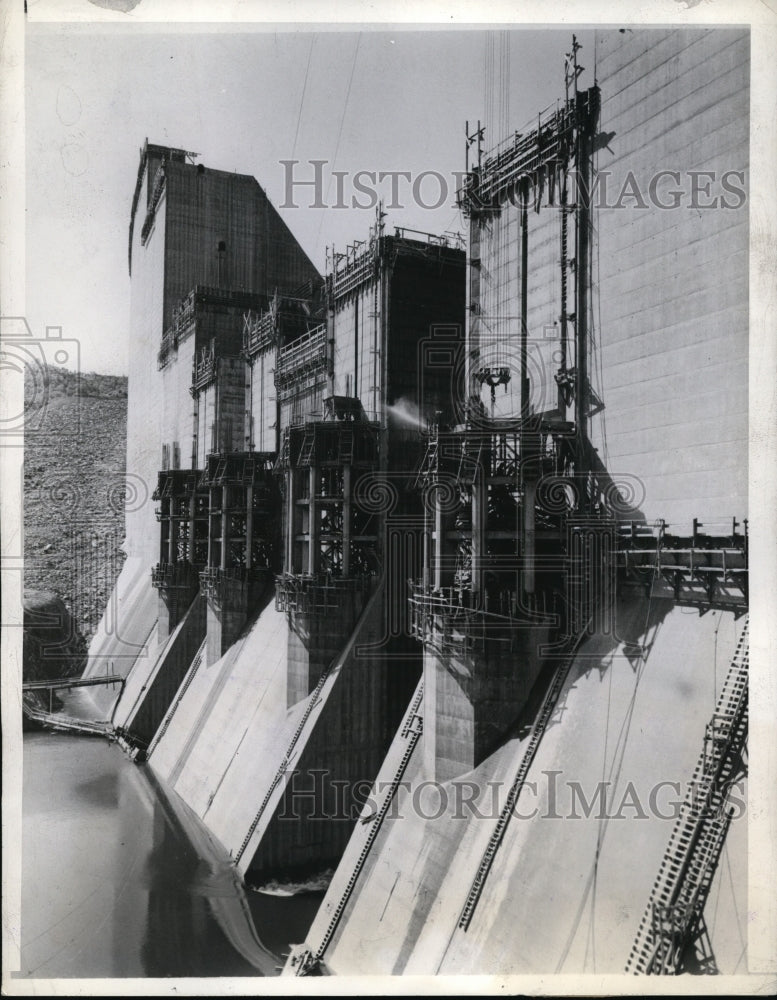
[119,594,207,747]
[286,591,365,707]
[160,334,197,471]
[329,236,467,425]
[127,154,168,564]
[425,625,551,783]
[157,585,196,641]
[468,205,568,422]
[204,577,262,665]
[284,33,750,976]
[590,28,749,526]
[247,346,277,453]
[126,143,319,567]
[215,358,247,453]
[161,164,319,330]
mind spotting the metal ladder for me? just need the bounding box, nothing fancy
[338,429,354,465]
[312,682,424,961]
[400,682,425,739]
[458,434,482,484]
[299,428,315,467]
[413,434,439,489]
[146,639,206,758]
[214,457,228,483]
[458,631,585,930]
[625,618,748,975]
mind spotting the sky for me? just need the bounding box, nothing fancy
[25,24,595,375]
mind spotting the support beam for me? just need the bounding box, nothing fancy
[523,479,536,595]
[574,117,591,494]
[246,483,254,570]
[471,470,485,597]
[342,466,351,577]
[308,466,318,575]
[286,470,295,573]
[220,484,228,571]
[520,194,529,421]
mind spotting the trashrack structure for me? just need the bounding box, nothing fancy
[79,27,748,976]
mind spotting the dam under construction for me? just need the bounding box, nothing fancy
[19,27,756,981]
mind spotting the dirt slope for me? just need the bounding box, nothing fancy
[24,366,128,647]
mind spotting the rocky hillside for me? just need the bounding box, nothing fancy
[24,366,128,651]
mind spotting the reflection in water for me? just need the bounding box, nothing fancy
[19,733,321,979]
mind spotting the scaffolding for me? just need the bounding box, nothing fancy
[199,564,262,600]
[243,289,325,361]
[274,572,372,617]
[408,583,493,655]
[328,235,380,303]
[152,468,209,576]
[276,414,380,472]
[626,620,749,975]
[275,399,381,616]
[457,87,600,216]
[243,307,277,357]
[150,560,198,589]
[616,519,748,610]
[411,415,576,649]
[159,284,269,369]
[275,323,328,397]
[200,450,275,487]
[192,339,218,391]
[200,451,280,591]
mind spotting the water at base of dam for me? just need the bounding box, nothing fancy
[17,723,322,979]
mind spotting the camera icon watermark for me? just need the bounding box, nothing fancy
[0,317,81,448]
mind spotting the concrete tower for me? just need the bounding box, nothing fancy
[126,141,320,565]
[85,142,319,703]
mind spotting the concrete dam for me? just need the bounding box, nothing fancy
[71,28,749,977]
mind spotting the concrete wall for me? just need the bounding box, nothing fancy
[196,381,216,467]
[286,591,365,708]
[162,165,318,329]
[424,623,551,783]
[126,171,166,564]
[331,283,379,417]
[303,599,746,975]
[115,593,206,745]
[147,585,416,879]
[194,357,247,465]
[386,244,467,423]
[243,589,389,880]
[293,30,750,975]
[247,346,277,452]
[279,376,327,429]
[161,335,196,469]
[125,151,319,566]
[330,242,466,425]
[589,28,749,527]
[83,557,160,710]
[473,200,566,420]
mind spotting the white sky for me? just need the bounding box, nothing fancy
[25,25,595,375]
